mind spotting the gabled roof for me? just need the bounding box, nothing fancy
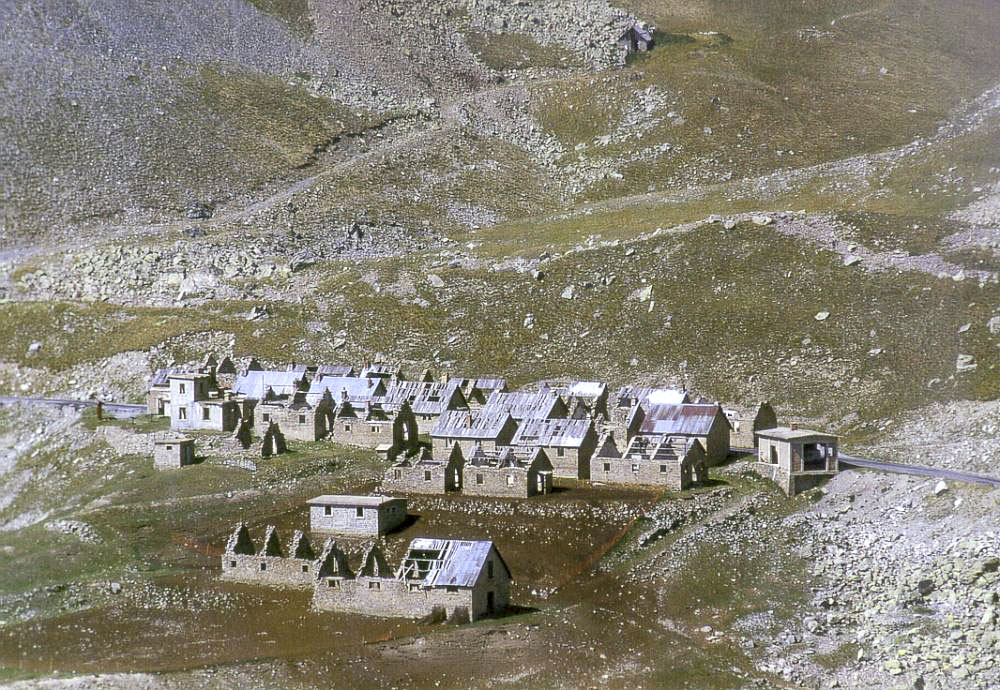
[401,538,509,588]
[307,376,384,404]
[637,403,728,436]
[614,386,690,407]
[317,364,356,378]
[362,363,400,378]
[510,418,593,448]
[232,370,304,399]
[432,408,514,439]
[482,390,563,421]
[379,380,465,415]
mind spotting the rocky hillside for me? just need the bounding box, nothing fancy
[0,0,999,688]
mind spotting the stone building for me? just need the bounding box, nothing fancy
[378,379,469,428]
[327,397,417,453]
[630,402,731,466]
[308,495,408,536]
[361,362,402,381]
[153,436,195,469]
[231,369,307,423]
[220,524,318,588]
[540,380,609,422]
[305,375,385,407]
[254,390,335,442]
[168,373,239,432]
[725,401,778,449]
[313,538,511,622]
[482,390,568,422]
[450,377,508,410]
[146,367,181,416]
[617,22,654,55]
[430,408,518,457]
[592,434,707,490]
[510,418,598,480]
[316,364,356,379]
[609,386,689,429]
[754,426,839,496]
[383,444,465,495]
[463,447,553,498]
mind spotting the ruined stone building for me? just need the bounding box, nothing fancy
[312,538,511,622]
[232,369,307,422]
[383,444,465,494]
[329,397,417,453]
[510,418,598,480]
[754,426,839,496]
[168,373,239,432]
[617,22,654,55]
[450,377,508,410]
[629,402,731,466]
[592,434,707,490]
[609,386,690,429]
[254,390,335,442]
[378,379,469,428]
[221,524,318,588]
[482,390,568,421]
[725,401,778,449]
[463,447,553,498]
[153,436,195,469]
[430,408,518,457]
[308,495,408,536]
[540,380,609,422]
[361,362,403,381]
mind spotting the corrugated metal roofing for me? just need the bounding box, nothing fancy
[432,408,512,439]
[232,371,304,399]
[379,380,465,415]
[482,390,561,421]
[306,376,384,405]
[403,538,501,588]
[614,386,689,407]
[317,364,356,377]
[149,367,180,387]
[637,403,724,436]
[510,418,592,448]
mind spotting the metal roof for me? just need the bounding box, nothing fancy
[637,403,725,436]
[232,370,304,399]
[149,367,180,387]
[307,495,405,507]
[379,380,465,415]
[482,390,562,421]
[432,408,513,439]
[306,376,384,405]
[510,418,593,448]
[614,386,689,407]
[402,538,507,588]
[317,364,356,377]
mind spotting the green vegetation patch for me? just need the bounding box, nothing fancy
[466,32,581,71]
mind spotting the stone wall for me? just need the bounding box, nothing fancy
[221,552,317,588]
[462,466,545,498]
[383,464,452,494]
[312,576,478,620]
[591,456,691,490]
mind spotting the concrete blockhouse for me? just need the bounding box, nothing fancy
[153,436,195,469]
[308,495,408,536]
[754,426,838,496]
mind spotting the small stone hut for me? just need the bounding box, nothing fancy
[308,495,408,536]
[383,443,465,495]
[153,436,195,469]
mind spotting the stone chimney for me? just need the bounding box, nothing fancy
[790,422,799,431]
[465,412,473,428]
[341,387,348,402]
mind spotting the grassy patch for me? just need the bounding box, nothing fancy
[466,32,580,71]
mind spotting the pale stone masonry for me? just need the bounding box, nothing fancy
[312,538,511,622]
[221,524,318,588]
[463,447,553,498]
[592,434,707,490]
[153,436,195,469]
[630,402,731,466]
[431,408,518,457]
[754,426,838,496]
[383,444,465,494]
[168,373,239,432]
[510,417,598,480]
[254,391,335,442]
[307,495,408,536]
